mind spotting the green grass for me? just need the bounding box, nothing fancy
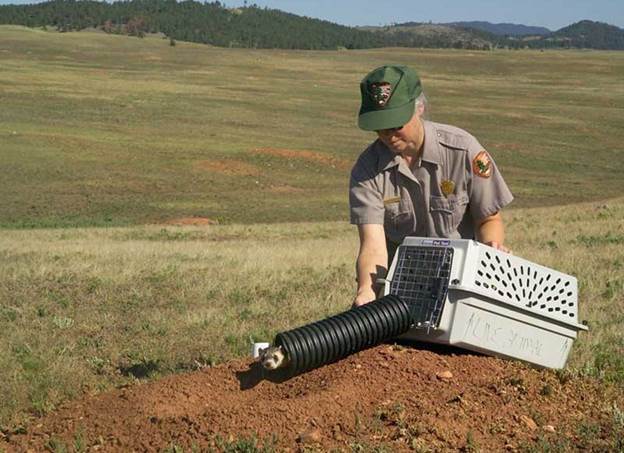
[0,26,623,432]
[1,26,624,227]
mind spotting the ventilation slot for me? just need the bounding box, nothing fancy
[473,247,577,323]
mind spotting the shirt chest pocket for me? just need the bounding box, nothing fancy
[429,191,469,237]
[384,197,416,243]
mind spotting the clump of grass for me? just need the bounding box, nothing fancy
[162,443,185,453]
[539,384,553,397]
[576,233,624,247]
[520,435,571,453]
[45,437,68,453]
[463,430,479,453]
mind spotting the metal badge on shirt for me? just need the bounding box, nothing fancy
[440,180,455,197]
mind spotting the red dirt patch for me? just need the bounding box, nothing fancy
[3,345,622,452]
[195,159,260,176]
[164,217,218,226]
[255,147,351,170]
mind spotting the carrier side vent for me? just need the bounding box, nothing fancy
[473,248,578,324]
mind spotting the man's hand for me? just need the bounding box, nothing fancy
[353,224,387,308]
[352,288,377,307]
[476,212,511,253]
[483,240,511,254]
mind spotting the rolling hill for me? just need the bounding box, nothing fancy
[0,0,623,49]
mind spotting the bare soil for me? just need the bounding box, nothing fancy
[2,344,622,452]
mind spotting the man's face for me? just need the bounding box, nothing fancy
[376,114,423,156]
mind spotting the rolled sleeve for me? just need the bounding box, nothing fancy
[349,157,384,225]
[466,137,514,221]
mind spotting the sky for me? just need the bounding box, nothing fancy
[226,0,624,31]
[1,0,622,30]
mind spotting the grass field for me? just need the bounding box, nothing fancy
[1,26,624,228]
[1,199,623,428]
[1,26,623,430]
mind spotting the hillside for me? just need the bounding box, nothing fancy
[2,26,624,228]
[0,0,623,49]
[366,23,495,50]
[445,21,551,36]
[379,20,624,50]
[0,0,382,49]
[547,20,624,50]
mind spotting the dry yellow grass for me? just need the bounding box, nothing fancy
[1,198,623,426]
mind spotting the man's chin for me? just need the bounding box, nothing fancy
[381,141,400,151]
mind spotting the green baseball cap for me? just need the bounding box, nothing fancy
[358,65,422,131]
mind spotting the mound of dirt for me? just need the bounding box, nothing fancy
[2,345,621,452]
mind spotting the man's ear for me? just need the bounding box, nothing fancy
[415,102,425,117]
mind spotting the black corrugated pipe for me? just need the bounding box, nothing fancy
[274,295,412,375]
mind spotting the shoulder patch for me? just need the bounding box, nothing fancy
[472,150,492,178]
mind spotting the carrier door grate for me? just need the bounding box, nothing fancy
[389,245,453,331]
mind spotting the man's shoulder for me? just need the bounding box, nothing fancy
[357,139,386,160]
[352,140,387,175]
[426,120,477,152]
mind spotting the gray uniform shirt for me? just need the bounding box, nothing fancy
[349,120,514,248]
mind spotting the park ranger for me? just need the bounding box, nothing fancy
[350,65,514,306]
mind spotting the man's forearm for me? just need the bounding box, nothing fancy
[356,250,387,297]
[476,212,508,251]
[354,224,388,306]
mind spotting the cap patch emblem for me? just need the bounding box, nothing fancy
[440,180,455,197]
[472,150,492,178]
[369,82,392,108]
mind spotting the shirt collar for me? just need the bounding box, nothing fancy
[376,140,402,172]
[421,120,441,165]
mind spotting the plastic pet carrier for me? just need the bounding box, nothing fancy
[380,237,588,369]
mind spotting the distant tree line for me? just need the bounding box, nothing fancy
[0,0,622,50]
[0,0,384,49]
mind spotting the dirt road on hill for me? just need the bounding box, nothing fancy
[2,344,622,452]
